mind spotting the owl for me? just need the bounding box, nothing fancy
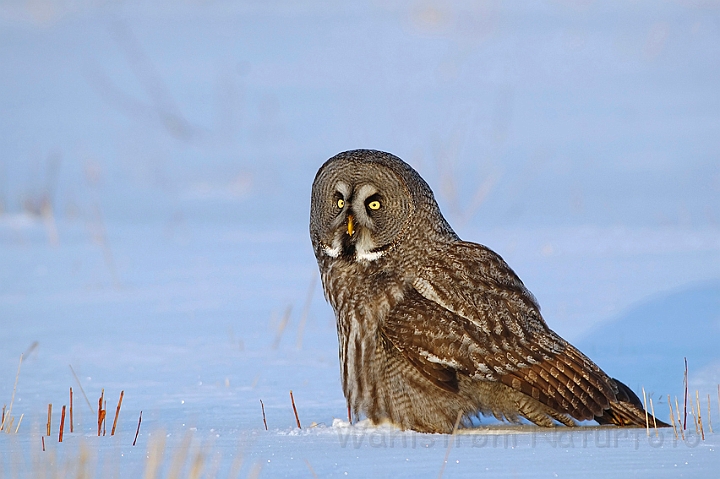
[310,149,668,433]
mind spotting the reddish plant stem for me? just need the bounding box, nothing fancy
[290,390,301,429]
[111,391,124,436]
[260,400,268,430]
[132,411,142,446]
[683,358,688,430]
[97,390,103,436]
[69,388,74,433]
[59,405,66,442]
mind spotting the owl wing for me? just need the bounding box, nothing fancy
[381,241,618,422]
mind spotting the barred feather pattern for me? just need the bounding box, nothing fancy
[310,149,668,433]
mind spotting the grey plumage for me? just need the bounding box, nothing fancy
[310,149,667,433]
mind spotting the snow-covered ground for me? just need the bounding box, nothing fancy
[1,1,719,477]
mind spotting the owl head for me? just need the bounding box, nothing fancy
[310,149,456,263]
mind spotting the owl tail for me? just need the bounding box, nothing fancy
[594,378,670,427]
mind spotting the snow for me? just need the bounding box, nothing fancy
[1,1,719,477]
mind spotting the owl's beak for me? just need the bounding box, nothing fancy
[347,214,355,236]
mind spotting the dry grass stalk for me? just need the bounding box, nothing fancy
[70,365,95,414]
[15,414,23,434]
[188,448,206,479]
[133,411,142,446]
[708,394,713,434]
[1,353,23,432]
[70,387,75,433]
[1,405,5,430]
[305,459,318,479]
[23,341,39,357]
[41,436,45,452]
[260,400,268,430]
[696,390,705,440]
[168,432,193,479]
[690,398,699,434]
[103,399,107,436]
[111,391,124,436]
[675,396,685,441]
[438,411,463,479]
[47,403,52,436]
[247,462,263,479]
[228,452,245,479]
[272,305,293,349]
[668,394,678,439]
[290,390,301,429]
[142,432,166,479]
[649,398,658,437]
[97,394,102,436]
[69,387,74,433]
[97,389,105,436]
[683,357,688,430]
[59,405,66,442]
[75,443,91,479]
[642,387,649,436]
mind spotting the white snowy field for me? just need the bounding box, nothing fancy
[1,1,720,477]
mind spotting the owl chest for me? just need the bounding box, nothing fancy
[322,262,406,332]
[321,261,408,400]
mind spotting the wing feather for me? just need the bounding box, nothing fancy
[396,241,619,422]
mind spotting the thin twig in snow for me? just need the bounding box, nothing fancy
[59,405,66,442]
[1,354,23,432]
[132,411,142,446]
[69,365,95,414]
[642,387,649,437]
[438,411,463,479]
[111,391,124,436]
[14,414,23,434]
[305,459,318,479]
[290,391,301,429]
[675,396,685,441]
[97,389,104,436]
[272,305,293,349]
[22,341,38,358]
[260,400,268,430]
[668,395,678,439]
[707,394,713,434]
[683,358,688,430]
[69,387,74,433]
[696,390,705,440]
[649,398,658,437]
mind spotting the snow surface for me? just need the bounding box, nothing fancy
[1,1,719,477]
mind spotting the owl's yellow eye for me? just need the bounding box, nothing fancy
[368,200,381,210]
[337,199,345,209]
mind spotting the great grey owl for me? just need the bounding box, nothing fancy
[309,149,668,433]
